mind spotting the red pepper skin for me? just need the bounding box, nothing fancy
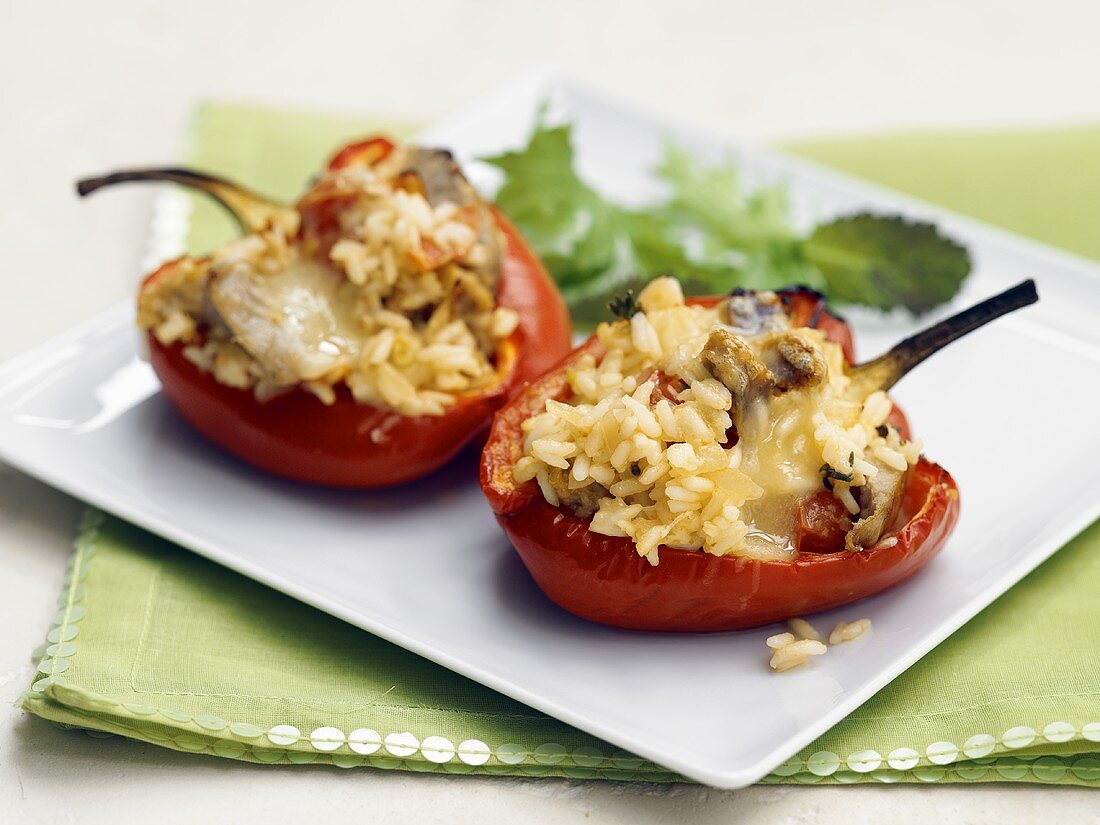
[480,291,960,631]
[145,208,571,488]
[326,136,396,170]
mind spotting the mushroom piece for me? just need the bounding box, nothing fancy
[845,461,909,551]
[702,328,776,430]
[207,259,355,386]
[759,330,828,392]
[703,327,829,432]
[403,147,503,289]
[720,291,789,334]
[546,468,608,519]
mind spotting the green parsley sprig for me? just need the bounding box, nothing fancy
[482,112,970,322]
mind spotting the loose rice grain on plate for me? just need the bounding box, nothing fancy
[829,618,873,645]
[787,617,822,642]
[769,638,828,672]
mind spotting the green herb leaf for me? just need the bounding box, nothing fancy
[606,289,639,320]
[624,143,821,295]
[482,119,813,319]
[481,115,634,303]
[484,113,969,319]
[802,213,971,315]
[820,462,854,491]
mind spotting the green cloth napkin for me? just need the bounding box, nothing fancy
[23,105,1100,786]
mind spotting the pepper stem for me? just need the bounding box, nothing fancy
[76,168,296,236]
[849,279,1039,392]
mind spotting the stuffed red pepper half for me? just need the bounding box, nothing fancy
[79,137,571,487]
[482,276,1036,631]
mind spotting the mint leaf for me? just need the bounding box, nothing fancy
[803,213,971,314]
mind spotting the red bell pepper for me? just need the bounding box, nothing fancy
[79,139,572,488]
[479,284,1037,631]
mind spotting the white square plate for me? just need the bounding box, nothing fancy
[3,75,1100,788]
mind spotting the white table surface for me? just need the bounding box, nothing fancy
[2,1,1098,821]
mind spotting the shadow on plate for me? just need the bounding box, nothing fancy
[122,393,488,519]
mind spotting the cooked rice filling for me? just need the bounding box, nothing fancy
[137,142,519,417]
[513,277,922,564]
